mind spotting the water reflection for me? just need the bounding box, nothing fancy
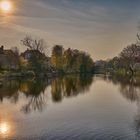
[110,76,140,103]
[1,74,140,139]
[20,79,50,114]
[107,75,140,139]
[51,75,93,102]
[83,74,140,139]
[0,79,50,114]
[0,121,12,138]
[0,74,93,114]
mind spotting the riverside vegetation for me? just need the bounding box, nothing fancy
[0,36,94,78]
[1,34,140,79]
[94,34,140,76]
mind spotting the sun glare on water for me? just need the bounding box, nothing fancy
[0,122,11,137]
[0,0,12,12]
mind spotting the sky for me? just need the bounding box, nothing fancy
[0,0,140,60]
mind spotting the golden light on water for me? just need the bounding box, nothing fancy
[0,122,11,137]
[0,123,9,134]
[0,0,12,13]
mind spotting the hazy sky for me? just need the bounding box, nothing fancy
[0,0,140,60]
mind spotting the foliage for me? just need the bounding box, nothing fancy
[20,36,52,75]
[113,68,126,76]
[120,44,140,70]
[28,50,47,74]
[1,36,94,75]
[104,43,140,76]
[19,56,28,70]
[51,45,64,72]
[51,46,94,73]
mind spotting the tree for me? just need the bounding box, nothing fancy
[21,36,47,54]
[51,45,94,73]
[21,36,50,74]
[119,44,140,75]
[51,45,64,71]
[19,56,28,70]
[106,57,124,72]
[79,52,94,73]
[28,51,47,74]
[63,48,74,72]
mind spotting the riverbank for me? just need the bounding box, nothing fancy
[0,70,94,81]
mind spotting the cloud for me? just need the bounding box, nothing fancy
[0,0,140,59]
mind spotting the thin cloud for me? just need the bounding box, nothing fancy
[0,0,140,59]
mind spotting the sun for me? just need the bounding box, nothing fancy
[0,0,12,12]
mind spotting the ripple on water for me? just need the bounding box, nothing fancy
[2,127,137,140]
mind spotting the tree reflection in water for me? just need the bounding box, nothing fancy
[1,74,140,137]
[0,78,50,114]
[0,74,93,114]
[20,79,49,114]
[51,74,93,102]
[108,75,140,139]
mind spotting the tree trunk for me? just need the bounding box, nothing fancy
[129,65,134,76]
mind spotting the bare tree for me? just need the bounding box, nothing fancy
[120,44,140,75]
[21,36,47,54]
[21,93,46,114]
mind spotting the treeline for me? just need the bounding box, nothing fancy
[51,45,94,74]
[95,34,140,76]
[106,43,140,76]
[0,36,94,77]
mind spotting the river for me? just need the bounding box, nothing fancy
[0,74,140,140]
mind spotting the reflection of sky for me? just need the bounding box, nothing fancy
[0,0,140,59]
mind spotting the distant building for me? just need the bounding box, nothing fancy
[20,49,32,59]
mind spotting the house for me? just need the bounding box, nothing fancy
[20,49,32,59]
[21,49,52,71]
[0,46,20,70]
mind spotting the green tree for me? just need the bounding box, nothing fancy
[51,46,94,73]
[63,48,74,72]
[51,45,64,72]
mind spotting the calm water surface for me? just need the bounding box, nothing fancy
[0,74,140,140]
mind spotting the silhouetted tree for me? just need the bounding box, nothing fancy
[21,36,47,54]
